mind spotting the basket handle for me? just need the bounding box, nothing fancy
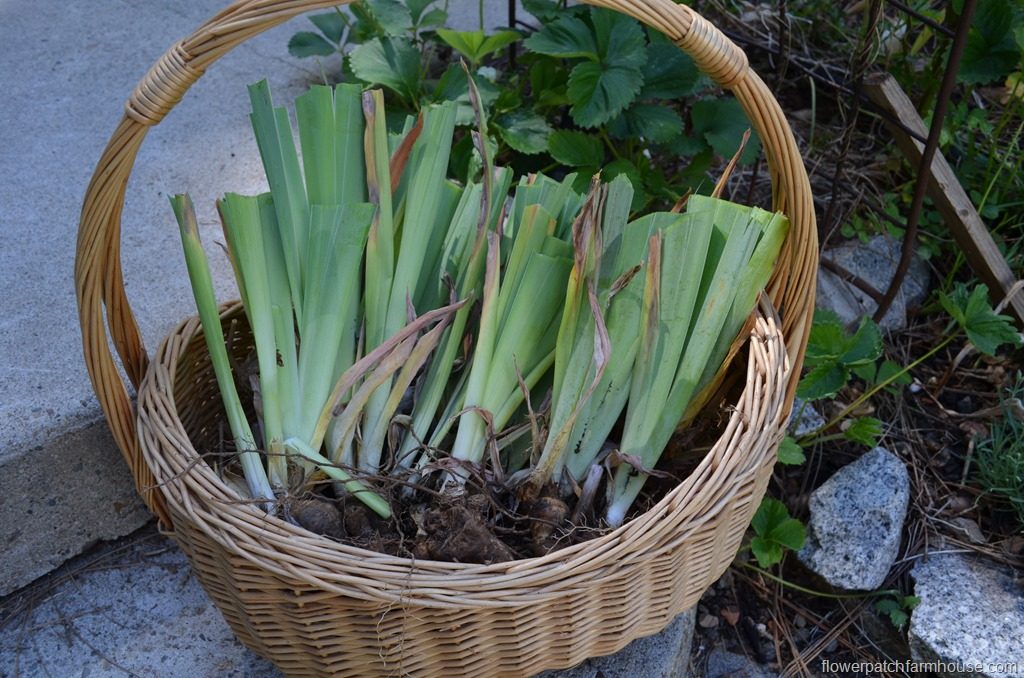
[75,0,817,525]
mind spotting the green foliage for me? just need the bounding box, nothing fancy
[874,595,920,630]
[939,284,1022,355]
[959,0,1023,86]
[852,359,913,395]
[691,98,762,164]
[842,417,882,448]
[286,0,764,210]
[792,310,913,450]
[974,376,1024,530]
[348,37,421,102]
[526,10,650,127]
[548,130,603,167]
[437,29,521,67]
[750,498,806,568]
[798,310,883,401]
[288,30,338,58]
[777,436,806,465]
[493,110,552,154]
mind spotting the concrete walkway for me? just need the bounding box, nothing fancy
[1,0,320,595]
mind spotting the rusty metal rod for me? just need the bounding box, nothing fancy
[873,0,976,323]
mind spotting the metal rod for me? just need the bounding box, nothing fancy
[821,257,885,303]
[873,0,977,323]
[884,0,956,38]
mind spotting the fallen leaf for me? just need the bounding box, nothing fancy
[721,607,741,626]
[950,516,986,545]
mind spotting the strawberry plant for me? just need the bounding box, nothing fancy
[286,0,762,209]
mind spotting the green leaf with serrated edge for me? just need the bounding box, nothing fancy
[844,417,882,447]
[608,104,683,143]
[876,360,912,387]
[494,87,522,113]
[751,498,806,562]
[752,499,805,557]
[548,129,603,166]
[962,285,1022,355]
[362,0,413,35]
[522,0,561,21]
[567,61,643,127]
[591,8,646,69]
[798,362,848,400]
[752,495,789,536]
[771,518,807,551]
[814,308,844,325]
[840,317,883,366]
[804,320,847,366]
[959,0,1019,84]
[434,61,468,100]
[940,284,1022,356]
[691,98,761,164]
[664,133,708,157]
[523,16,598,60]
[851,361,876,382]
[495,110,552,154]
[939,284,969,326]
[529,58,567,97]
[480,30,522,58]
[875,599,910,629]
[437,29,520,65]
[778,436,806,465]
[349,37,421,101]
[405,0,437,23]
[309,11,346,43]
[288,31,337,57]
[419,8,447,27]
[639,40,701,99]
[436,29,486,61]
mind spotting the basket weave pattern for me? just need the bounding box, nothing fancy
[76,0,817,675]
[138,302,788,675]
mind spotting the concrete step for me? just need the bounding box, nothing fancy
[0,0,517,595]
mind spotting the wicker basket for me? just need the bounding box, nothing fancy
[75,1,818,675]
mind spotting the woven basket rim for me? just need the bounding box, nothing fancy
[138,296,789,592]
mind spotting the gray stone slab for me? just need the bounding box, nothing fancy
[797,447,910,591]
[539,610,696,678]
[816,234,930,330]
[910,553,1024,677]
[703,648,774,678]
[0,0,523,592]
[0,527,695,677]
[0,421,149,596]
[0,528,280,678]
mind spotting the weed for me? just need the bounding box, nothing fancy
[974,375,1024,531]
